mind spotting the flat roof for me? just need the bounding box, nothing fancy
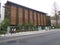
[6,1,47,14]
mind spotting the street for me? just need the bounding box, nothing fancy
[0,30,60,45]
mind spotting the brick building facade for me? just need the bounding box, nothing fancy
[5,1,51,30]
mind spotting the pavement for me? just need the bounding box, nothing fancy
[0,29,60,45]
[0,30,46,37]
[0,29,58,37]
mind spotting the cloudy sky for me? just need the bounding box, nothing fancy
[1,0,60,20]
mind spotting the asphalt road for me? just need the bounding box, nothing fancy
[0,30,60,45]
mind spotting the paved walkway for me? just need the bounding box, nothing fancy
[0,29,59,37]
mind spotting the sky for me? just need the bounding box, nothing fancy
[1,0,60,20]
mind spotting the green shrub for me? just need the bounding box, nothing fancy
[55,25,60,28]
[0,31,6,34]
[0,18,10,34]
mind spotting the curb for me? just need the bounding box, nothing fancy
[0,30,57,37]
[0,30,47,37]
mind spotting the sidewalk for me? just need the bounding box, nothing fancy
[0,30,56,37]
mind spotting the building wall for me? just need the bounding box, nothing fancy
[30,10,33,24]
[38,13,40,25]
[41,14,43,26]
[43,15,46,26]
[25,8,28,25]
[34,11,36,25]
[18,7,23,25]
[5,1,51,28]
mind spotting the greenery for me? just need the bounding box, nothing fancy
[0,19,36,34]
[18,23,36,32]
[0,30,6,34]
[28,23,36,31]
[55,25,60,28]
[9,22,36,32]
[0,18,10,34]
[1,18,10,30]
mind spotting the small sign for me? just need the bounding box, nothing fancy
[7,26,10,34]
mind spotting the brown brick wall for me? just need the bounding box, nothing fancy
[25,9,28,25]
[18,7,23,25]
[5,2,49,27]
[10,5,16,25]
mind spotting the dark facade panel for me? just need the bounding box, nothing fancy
[38,13,40,25]
[34,11,37,25]
[40,14,42,26]
[36,12,38,26]
[43,15,46,26]
[23,7,25,24]
[32,11,34,24]
[30,10,33,24]
[39,13,41,25]
[28,9,30,24]
[16,7,19,26]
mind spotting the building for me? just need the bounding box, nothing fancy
[5,1,51,31]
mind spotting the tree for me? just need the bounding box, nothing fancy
[53,2,59,26]
[1,18,10,30]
